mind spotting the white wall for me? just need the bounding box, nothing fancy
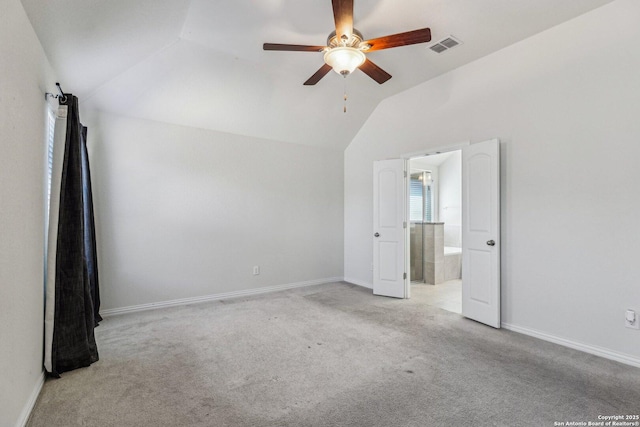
[345,0,640,361]
[87,112,344,311]
[0,0,55,424]
[438,152,461,247]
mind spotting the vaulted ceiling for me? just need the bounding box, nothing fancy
[22,0,614,150]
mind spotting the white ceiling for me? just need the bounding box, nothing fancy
[22,0,615,150]
[412,152,455,169]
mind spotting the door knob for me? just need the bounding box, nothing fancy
[486,240,495,246]
[374,233,380,237]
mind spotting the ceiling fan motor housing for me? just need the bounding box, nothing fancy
[326,28,364,48]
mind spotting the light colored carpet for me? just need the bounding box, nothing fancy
[28,282,640,426]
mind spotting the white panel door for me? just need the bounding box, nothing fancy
[373,159,406,298]
[462,139,501,328]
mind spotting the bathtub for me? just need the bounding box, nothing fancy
[444,246,462,256]
[444,246,462,280]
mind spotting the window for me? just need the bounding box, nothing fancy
[44,108,57,295]
[410,175,423,221]
[46,109,56,204]
[409,171,433,222]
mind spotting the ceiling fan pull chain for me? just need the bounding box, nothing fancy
[343,76,348,113]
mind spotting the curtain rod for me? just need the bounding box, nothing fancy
[45,82,67,103]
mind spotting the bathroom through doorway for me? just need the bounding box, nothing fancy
[409,151,462,314]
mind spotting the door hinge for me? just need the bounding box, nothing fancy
[403,272,407,280]
[404,171,407,178]
[403,221,407,229]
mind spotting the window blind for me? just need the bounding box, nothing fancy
[46,110,56,203]
[410,177,423,221]
[410,171,434,222]
[424,184,432,222]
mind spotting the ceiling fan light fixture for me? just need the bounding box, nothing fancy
[324,47,366,76]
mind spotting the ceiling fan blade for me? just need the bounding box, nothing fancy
[363,28,432,52]
[304,64,333,85]
[332,0,354,41]
[263,43,326,52]
[359,58,392,84]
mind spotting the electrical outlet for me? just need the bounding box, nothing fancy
[625,310,639,329]
[253,266,260,276]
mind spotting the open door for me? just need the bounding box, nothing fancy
[462,139,501,328]
[373,159,406,298]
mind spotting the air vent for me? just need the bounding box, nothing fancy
[440,37,459,48]
[429,35,463,54]
[430,44,447,53]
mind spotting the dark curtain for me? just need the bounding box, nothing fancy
[50,94,101,376]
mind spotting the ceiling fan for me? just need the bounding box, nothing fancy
[263,0,432,85]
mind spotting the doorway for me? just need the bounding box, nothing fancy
[372,139,501,328]
[409,151,462,314]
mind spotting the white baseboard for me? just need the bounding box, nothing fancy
[16,371,45,427]
[100,277,344,318]
[501,322,640,368]
[343,277,373,289]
